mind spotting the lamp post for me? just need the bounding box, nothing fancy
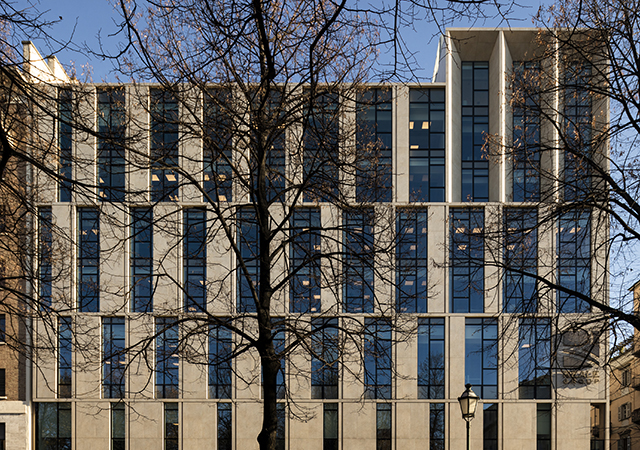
[458,384,479,450]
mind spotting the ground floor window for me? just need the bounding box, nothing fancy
[36,402,71,450]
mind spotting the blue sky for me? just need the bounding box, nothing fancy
[23,0,546,81]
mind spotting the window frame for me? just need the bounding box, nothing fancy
[408,88,446,202]
[183,208,207,313]
[78,208,100,312]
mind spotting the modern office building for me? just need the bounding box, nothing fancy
[11,28,610,450]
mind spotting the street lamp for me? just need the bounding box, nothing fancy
[458,384,480,450]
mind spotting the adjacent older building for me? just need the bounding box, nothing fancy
[610,282,640,450]
[17,28,610,450]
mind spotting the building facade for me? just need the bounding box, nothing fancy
[610,282,640,450]
[11,29,610,450]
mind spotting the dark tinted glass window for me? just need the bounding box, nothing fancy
[39,208,53,310]
[519,318,551,399]
[418,318,445,399]
[430,403,445,450]
[58,318,72,398]
[210,325,232,399]
[564,63,592,202]
[164,403,179,450]
[78,208,100,312]
[465,318,498,399]
[150,90,179,202]
[343,209,375,313]
[323,403,338,450]
[512,62,541,201]
[111,403,125,450]
[156,318,179,398]
[303,91,339,202]
[237,208,259,313]
[461,62,489,202]
[97,88,126,202]
[204,89,233,202]
[376,403,391,450]
[396,209,428,312]
[103,318,126,398]
[557,209,590,313]
[364,320,392,399]
[184,209,207,312]
[483,403,498,450]
[36,402,72,450]
[311,319,338,399]
[218,403,232,450]
[131,208,153,312]
[450,208,484,313]
[58,90,73,202]
[290,208,322,313]
[504,208,537,313]
[357,88,392,202]
[409,88,445,202]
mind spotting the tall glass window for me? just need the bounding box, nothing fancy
[557,209,590,313]
[111,403,125,450]
[97,88,126,202]
[218,403,232,450]
[409,89,445,202]
[156,318,179,399]
[254,90,286,203]
[0,314,4,343]
[276,403,286,450]
[483,404,498,450]
[364,319,392,399]
[311,318,338,399]
[519,318,551,399]
[150,89,179,202]
[103,317,126,398]
[323,403,338,450]
[465,318,498,399]
[290,208,321,313]
[418,318,445,399]
[265,136,285,203]
[36,402,71,450]
[273,328,286,399]
[450,208,484,313]
[237,208,259,313]
[39,208,53,310]
[461,62,489,202]
[430,403,445,450]
[512,62,541,201]
[303,91,339,202]
[356,88,392,202]
[209,325,232,399]
[78,208,100,312]
[504,208,538,313]
[204,89,233,202]
[376,403,392,450]
[343,209,375,313]
[131,208,153,312]
[184,209,207,313]
[396,209,428,313]
[58,89,73,202]
[58,317,72,398]
[564,63,592,202]
[164,403,179,450]
[537,403,551,450]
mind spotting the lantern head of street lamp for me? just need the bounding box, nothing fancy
[458,383,480,422]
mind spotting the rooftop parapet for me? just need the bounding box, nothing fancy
[22,41,70,83]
